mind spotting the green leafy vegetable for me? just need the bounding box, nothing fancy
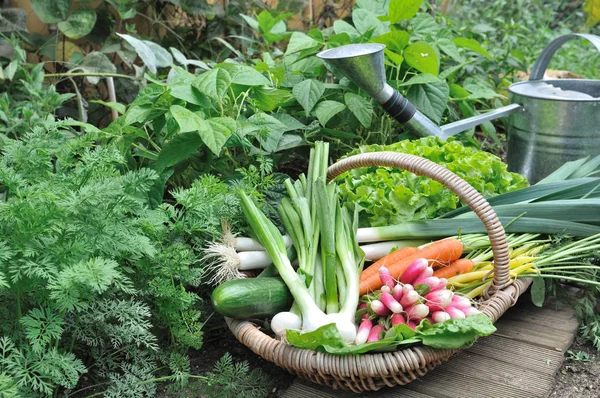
[287,314,496,354]
[336,137,529,227]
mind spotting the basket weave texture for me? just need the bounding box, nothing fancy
[226,152,532,392]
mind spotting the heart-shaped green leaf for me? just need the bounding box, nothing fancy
[193,68,232,101]
[404,41,439,76]
[30,0,71,23]
[293,79,325,116]
[58,7,97,39]
[344,93,373,128]
[314,100,346,126]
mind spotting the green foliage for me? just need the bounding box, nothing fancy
[0,40,75,138]
[0,115,264,395]
[335,136,529,227]
[450,0,600,81]
[186,353,273,398]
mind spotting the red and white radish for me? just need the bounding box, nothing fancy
[431,311,451,324]
[392,284,404,302]
[413,266,434,284]
[400,258,428,284]
[355,318,373,344]
[462,306,481,317]
[367,324,385,342]
[405,303,429,321]
[424,289,453,312]
[380,291,403,314]
[370,300,391,316]
[400,289,420,308]
[445,306,466,320]
[378,266,396,289]
[391,313,406,326]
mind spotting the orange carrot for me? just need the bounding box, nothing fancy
[359,238,463,295]
[360,246,419,282]
[433,258,474,279]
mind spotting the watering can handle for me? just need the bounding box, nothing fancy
[529,33,600,81]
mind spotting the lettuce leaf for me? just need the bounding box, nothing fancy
[286,314,496,355]
[336,137,529,227]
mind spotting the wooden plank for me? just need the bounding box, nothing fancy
[403,368,530,398]
[494,318,576,351]
[284,378,434,398]
[499,305,578,333]
[468,335,565,367]
[429,351,554,395]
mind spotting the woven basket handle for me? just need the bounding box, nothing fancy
[326,152,511,297]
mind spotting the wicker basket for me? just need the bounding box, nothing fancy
[226,152,532,392]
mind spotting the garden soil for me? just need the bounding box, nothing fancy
[549,336,600,398]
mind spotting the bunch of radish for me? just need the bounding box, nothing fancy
[355,258,481,344]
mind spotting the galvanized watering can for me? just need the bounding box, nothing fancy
[317,34,600,183]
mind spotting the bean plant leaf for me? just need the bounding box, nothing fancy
[404,41,439,76]
[344,93,373,128]
[90,100,126,115]
[170,105,230,156]
[30,0,71,23]
[170,105,206,133]
[117,33,157,73]
[240,14,260,31]
[217,64,270,86]
[253,87,293,111]
[333,20,360,39]
[285,32,319,55]
[437,39,463,63]
[170,47,210,70]
[411,13,440,37]
[452,38,493,59]
[156,131,205,171]
[272,113,306,131]
[355,0,389,16]
[531,278,546,307]
[207,117,236,146]
[405,80,449,124]
[389,0,424,23]
[293,79,325,116]
[245,112,287,152]
[584,0,600,27]
[275,134,305,152]
[57,7,97,39]
[372,30,410,53]
[80,52,117,85]
[193,68,232,101]
[144,41,173,67]
[397,73,439,87]
[314,100,346,127]
[352,9,390,37]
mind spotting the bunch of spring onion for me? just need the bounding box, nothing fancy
[445,233,600,299]
[356,260,481,343]
[239,142,364,343]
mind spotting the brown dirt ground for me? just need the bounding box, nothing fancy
[549,336,600,398]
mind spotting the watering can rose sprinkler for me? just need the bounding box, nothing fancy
[317,34,600,183]
[316,43,520,140]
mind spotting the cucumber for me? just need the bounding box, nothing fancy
[211,277,293,320]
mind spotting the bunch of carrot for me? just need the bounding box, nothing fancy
[359,237,474,296]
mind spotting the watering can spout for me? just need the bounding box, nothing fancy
[317,44,518,139]
[317,44,443,138]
